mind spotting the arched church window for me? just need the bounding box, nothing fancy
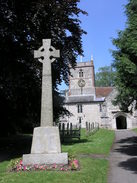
[79,69,83,78]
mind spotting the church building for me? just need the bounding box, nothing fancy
[61,59,137,130]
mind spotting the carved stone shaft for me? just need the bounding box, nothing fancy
[34,39,60,127]
[41,56,53,126]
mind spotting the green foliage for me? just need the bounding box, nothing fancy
[0,0,87,135]
[112,0,137,111]
[95,66,116,87]
[7,158,22,172]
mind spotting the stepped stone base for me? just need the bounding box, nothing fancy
[23,153,68,165]
[22,126,68,165]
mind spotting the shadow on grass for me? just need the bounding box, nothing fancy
[61,138,88,145]
[0,134,90,162]
[0,135,32,162]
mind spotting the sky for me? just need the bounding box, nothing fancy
[78,0,128,71]
[59,0,128,90]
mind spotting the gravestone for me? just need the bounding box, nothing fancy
[22,39,68,165]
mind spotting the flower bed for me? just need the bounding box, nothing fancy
[7,156,79,172]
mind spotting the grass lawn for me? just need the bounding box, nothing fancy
[0,129,114,183]
[62,129,115,156]
[0,158,108,183]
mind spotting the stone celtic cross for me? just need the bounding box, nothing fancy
[34,39,60,127]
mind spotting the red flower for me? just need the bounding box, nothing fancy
[20,160,23,165]
[23,166,27,171]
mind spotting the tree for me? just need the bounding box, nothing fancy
[95,66,115,87]
[0,0,87,135]
[112,0,137,111]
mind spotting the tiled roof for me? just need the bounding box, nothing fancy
[95,87,114,98]
[65,95,94,104]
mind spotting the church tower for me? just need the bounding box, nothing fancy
[64,58,98,127]
[69,58,96,98]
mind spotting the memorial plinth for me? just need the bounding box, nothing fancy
[23,127,68,165]
[23,39,68,165]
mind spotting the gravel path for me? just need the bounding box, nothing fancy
[108,130,137,183]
